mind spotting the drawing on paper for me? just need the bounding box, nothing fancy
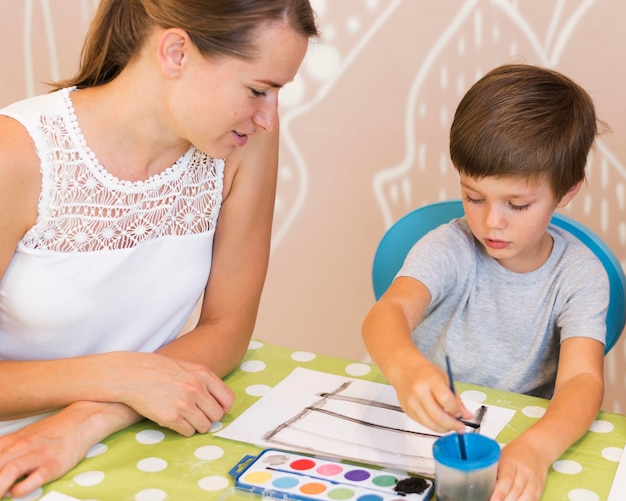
[216,367,515,477]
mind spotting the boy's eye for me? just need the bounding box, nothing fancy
[249,88,267,97]
[510,203,531,211]
[464,195,483,204]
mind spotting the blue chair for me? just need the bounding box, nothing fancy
[371,199,626,354]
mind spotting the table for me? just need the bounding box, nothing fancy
[17,340,626,501]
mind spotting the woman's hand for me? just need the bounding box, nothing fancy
[97,352,235,436]
[0,401,136,499]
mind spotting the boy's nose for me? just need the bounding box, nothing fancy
[485,205,506,229]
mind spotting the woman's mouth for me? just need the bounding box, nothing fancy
[231,130,248,147]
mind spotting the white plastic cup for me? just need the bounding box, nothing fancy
[432,433,500,501]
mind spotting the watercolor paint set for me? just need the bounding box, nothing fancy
[229,449,434,501]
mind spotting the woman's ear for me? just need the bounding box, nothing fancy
[556,180,583,208]
[157,28,192,78]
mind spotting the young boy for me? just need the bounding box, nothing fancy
[362,64,608,501]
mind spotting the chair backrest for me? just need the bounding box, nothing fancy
[371,199,626,354]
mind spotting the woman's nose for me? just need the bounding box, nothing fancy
[253,99,278,131]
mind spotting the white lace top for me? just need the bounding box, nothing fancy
[0,88,224,360]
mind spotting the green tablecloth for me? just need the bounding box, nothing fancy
[15,340,626,501]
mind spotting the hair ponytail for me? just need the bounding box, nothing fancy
[52,0,151,89]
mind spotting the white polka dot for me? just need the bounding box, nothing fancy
[552,459,583,474]
[137,457,168,472]
[522,406,546,418]
[568,488,600,501]
[198,475,230,491]
[602,446,623,462]
[86,442,108,457]
[209,421,223,432]
[246,384,271,396]
[345,363,371,377]
[194,445,225,461]
[240,360,266,372]
[73,470,105,486]
[291,351,316,362]
[248,340,263,350]
[135,488,168,501]
[9,487,43,501]
[589,420,614,433]
[136,429,165,445]
[460,390,487,402]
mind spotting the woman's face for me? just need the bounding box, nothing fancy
[167,22,309,159]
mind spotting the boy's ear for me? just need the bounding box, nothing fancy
[556,180,583,208]
[157,28,192,78]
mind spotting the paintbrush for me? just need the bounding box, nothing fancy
[445,354,467,460]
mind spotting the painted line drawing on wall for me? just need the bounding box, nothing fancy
[216,367,515,477]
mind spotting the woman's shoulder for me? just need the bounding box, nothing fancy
[0,115,41,248]
[0,88,68,120]
[0,114,40,170]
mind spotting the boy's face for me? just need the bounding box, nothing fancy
[459,173,565,273]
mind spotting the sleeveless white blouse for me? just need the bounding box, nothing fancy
[0,88,224,360]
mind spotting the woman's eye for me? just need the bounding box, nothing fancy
[250,88,267,97]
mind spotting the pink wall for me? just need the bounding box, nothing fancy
[1,0,624,412]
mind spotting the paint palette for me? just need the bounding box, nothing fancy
[229,449,433,501]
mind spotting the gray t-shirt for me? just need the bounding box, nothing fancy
[397,218,609,398]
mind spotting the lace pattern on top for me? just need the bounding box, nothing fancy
[21,88,224,253]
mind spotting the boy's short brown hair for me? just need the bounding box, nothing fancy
[449,64,598,200]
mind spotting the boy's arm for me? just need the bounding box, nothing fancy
[362,277,470,432]
[491,336,604,501]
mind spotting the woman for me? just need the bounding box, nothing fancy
[0,0,318,496]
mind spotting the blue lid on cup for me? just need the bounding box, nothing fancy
[432,433,500,471]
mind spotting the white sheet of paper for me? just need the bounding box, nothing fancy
[39,492,81,501]
[217,367,515,477]
[607,445,626,501]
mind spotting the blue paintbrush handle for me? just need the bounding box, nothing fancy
[445,355,467,460]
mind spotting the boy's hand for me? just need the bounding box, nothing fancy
[390,358,472,433]
[490,437,548,501]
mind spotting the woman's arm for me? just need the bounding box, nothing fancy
[157,125,280,375]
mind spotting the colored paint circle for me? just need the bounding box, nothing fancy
[262,454,289,466]
[291,459,316,471]
[372,475,397,487]
[345,469,370,481]
[300,482,326,495]
[356,494,383,501]
[272,476,299,489]
[317,463,343,476]
[328,487,355,500]
[243,471,272,484]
